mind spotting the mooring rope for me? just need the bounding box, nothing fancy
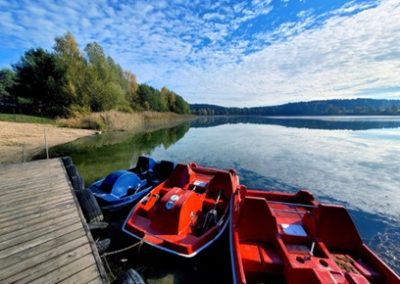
[101,255,116,281]
[100,240,144,281]
[101,239,144,257]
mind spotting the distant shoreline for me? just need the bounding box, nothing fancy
[190,99,400,116]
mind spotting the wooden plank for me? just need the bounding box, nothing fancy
[28,253,97,284]
[0,161,62,180]
[0,199,75,224]
[0,177,68,195]
[0,166,64,179]
[0,186,72,208]
[85,278,105,284]
[58,265,103,284]
[0,185,69,203]
[0,222,83,258]
[0,192,72,214]
[0,160,59,175]
[0,205,77,236]
[0,165,66,186]
[0,216,81,251]
[1,165,66,178]
[1,239,91,283]
[10,248,95,284]
[0,185,71,205]
[0,211,79,243]
[0,193,72,217]
[0,175,68,194]
[0,228,85,270]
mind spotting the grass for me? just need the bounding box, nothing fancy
[0,113,56,124]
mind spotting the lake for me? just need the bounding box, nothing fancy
[48,115,400,278]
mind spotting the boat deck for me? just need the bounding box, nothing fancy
[0,158,107,284]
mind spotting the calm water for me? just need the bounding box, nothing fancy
[49,116,400,277]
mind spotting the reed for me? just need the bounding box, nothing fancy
[57,111,193,131]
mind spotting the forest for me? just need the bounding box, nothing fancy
[0,33,190,118]
[191,99,400,116]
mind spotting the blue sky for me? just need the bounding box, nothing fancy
[0,0,399,106]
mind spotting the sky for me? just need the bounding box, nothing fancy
[0,0,400,107]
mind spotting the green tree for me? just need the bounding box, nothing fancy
[0,68,16,97]
[54,32,90,111]
[5,33,191,117]
[13,48,71,117]
[174,95,190,114]
[159,87,170,112]
[124,71,140,109]
[137,84,161,111]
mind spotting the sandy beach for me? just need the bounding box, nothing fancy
[0,121,94,164]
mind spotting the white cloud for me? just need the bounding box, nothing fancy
[163,0,400,106]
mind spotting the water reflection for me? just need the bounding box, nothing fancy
[47,122,190,184]
[192,115,400,130]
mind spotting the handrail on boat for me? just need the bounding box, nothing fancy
[266,200,318,209]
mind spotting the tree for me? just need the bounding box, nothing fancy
[88,80,125,111]
[54,32,90,110]
[13,48,71,117]
[159,87,171,112]
[0,69,16,97]
[124,71,140,109]
[5,33,191,117]
[174,95,190,114]
[137,84,161,111]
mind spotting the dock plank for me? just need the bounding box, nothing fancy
[0,238,89,282]
[0,158,106,283]
[0,199,75,224]
[29,253,98,284]
[0,228,85,270]
[0,206,75,236]
[59,265,103,284]
[0,205,77,235]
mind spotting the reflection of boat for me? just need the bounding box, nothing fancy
[123,163,239,257]
[230,188,399,284]
[88,156,175,211]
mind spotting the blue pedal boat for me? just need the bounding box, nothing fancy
[88,156,175,211]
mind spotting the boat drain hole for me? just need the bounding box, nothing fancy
[320,259,329,267]
[296,256,305,264]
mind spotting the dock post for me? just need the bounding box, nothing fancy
[44,128,49,159]
[22,144,26,163]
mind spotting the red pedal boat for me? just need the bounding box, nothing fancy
[230,187,399,284]
[123,163,239,257]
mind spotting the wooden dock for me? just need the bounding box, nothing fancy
[0,158,107,283]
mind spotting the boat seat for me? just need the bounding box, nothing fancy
[259,244,283,272]
[315,205,362,251]
[237,197,283,273]
[206,171,234,199]
[240,241,263,272]
[164,164,193,188]
[132,156,154,173]
[153,160,175,180]
[239,241,283,273]
[237,196,279,242]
